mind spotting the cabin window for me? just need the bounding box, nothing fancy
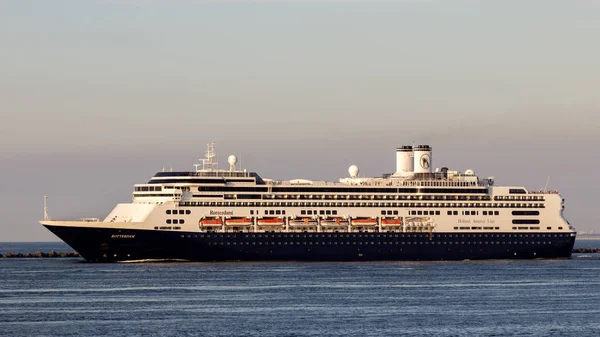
[512,219,540,225]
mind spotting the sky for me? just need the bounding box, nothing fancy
[0,0,599,241]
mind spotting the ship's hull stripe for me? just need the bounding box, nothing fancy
[44,225,575,262]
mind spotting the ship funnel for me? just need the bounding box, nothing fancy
[413,145,432,173]
[395,146,414,175]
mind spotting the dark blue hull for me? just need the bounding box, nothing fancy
[44,225,576,262]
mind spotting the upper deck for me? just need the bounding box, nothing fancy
[132,142,561,199]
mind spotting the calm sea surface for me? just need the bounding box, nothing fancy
[1,241,600,337]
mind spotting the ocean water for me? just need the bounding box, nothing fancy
[1,243,600,336]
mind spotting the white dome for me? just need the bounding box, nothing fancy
[228,155,237,166]
[348,165,359,178]
[465,169,475,175]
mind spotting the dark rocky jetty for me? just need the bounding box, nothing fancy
[572,248,600,254]
[1,250,81,258]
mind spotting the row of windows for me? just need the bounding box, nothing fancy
[166,219,185,224]
[234,194,262,200]
[411,210,441,216]
[512,211,540,216]
[399,180,479,187]
[151,179,225,184]
[164,186,190,191]
[512,219,540,224]
[232,194,491,201]
[268,187,488,194]
[262,210,287,215]
[134,193,178,197]
[186,233,566,239]
[301,210,339,216]
[198,186,268,192]
[155,226,181,230]
[151,178,256,184]
[510,226,563,230]
[201,241,557,246]
[495,195,544,201]
[166,210,191,215]
[155,171,258,178]
[135,186,162,192]
[381,210,400,216]
[455,226,500,230]
[179,201,545,208]
[258,194,491,200]
[448,210,501,216]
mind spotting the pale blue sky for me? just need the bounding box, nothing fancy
[0,0,598,241]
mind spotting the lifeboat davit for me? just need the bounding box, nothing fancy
[257,218,284,226]
[351,218,377,226]
[321,218,348,227]
[200,218,223,227]
[225,217,252,226]
[289,218,318,227]
[381,219,402,226]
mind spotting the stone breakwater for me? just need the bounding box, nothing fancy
[572,248,600,254]
[0,249,599,258]
[1,251,80,258]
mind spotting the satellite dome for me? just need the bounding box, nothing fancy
[228,155,237,166]
[349,165,359,178]
[465,169,475,175]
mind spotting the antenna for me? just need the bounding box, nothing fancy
[195,141,218,172]
[43,195,49,221]
[543,175,551,191]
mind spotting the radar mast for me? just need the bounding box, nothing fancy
[194,141,218,172]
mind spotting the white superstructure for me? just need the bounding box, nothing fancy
[42,143,575,238]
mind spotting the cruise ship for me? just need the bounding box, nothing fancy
[41,143,576,262]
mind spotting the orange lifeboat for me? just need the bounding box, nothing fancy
[321,218,348,227]
[351,218,377,226]
[381,219,402,226]
[200,218,223,227]
[257,218,284,226]
[289,218,318,227]
[225,217,252,226]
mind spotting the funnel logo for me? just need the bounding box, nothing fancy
[420,154,430,169]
